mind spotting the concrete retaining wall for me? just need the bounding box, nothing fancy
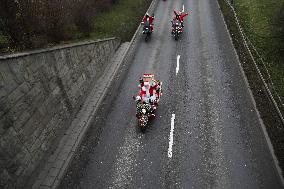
[0,38,120,188]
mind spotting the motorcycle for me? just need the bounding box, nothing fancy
[136,102,156,132]
[142,21,152,42]
[134,74,162,133]
[171,20,182,40]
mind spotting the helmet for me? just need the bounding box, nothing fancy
[146,12,150,17]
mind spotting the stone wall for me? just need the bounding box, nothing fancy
[0,38,120,188]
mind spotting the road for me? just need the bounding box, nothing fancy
[60,0,283,188]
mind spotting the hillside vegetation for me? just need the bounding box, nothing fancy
[0,0,151,53]
[233,0,284,98]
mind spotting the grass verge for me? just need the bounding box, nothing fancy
[231,0,284,108]
[218,0,284,177]
[90,0,152,42]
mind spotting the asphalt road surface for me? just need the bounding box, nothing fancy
[60,0,283,188]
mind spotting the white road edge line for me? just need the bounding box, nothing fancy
[176,55,180,75]
[168,114,176,158]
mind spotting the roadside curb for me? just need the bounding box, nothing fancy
[30,0,159,188]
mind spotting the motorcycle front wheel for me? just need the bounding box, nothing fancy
[141,126,146,133]
[139,115,148,133]
[174,34,178,41]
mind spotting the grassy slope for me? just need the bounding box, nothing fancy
[234,0,284,96]
[91,0,152,42]
[0,35,7,42]
[0,32,8,45]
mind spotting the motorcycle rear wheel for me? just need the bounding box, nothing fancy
[174,34,178,41]
[145,35,148,42]
[145,33,150,42]
[141,126,146,133]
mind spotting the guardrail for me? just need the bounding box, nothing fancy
[223,0,284,126]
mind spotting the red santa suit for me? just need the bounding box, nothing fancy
[173,10,188,22]
[142,15,154,32]
[173,10,188,32]
[141,82,151,103]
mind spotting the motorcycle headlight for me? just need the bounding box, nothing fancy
[142,109,146,114]
[145,28,148,30]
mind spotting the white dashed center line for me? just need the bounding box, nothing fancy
[176,55,180,75]
[168,114,176,158]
